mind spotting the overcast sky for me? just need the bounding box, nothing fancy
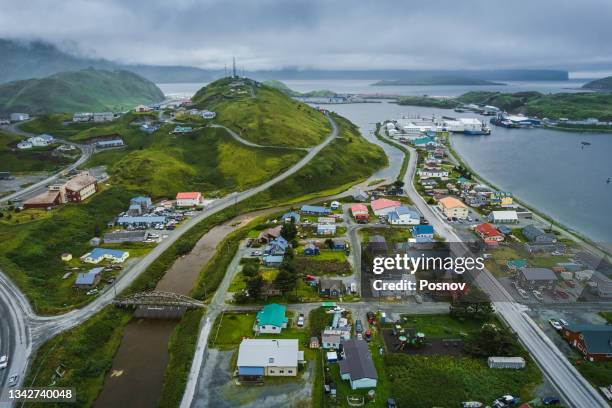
[1,0,612,73]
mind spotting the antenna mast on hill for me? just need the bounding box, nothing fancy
[232,57,237,78]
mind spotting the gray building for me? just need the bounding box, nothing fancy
[339,340,378,390]
[522,225,557,244]
[518,267,557,290]
[589,271,612,298]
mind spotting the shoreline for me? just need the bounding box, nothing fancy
[446,134,611,258]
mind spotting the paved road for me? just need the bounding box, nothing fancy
[209,124,310,151]
[393,136,608,407]
[0,114,338,398]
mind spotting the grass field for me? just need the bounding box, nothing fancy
[359,226,413,244]
[0,130,76,173]
[192,78,331,148]
[24,307,132,407]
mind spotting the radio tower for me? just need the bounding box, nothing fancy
[232,57,237,78]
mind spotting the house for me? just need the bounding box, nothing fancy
[320,279,344,297]
[135,104,151,112]
[310,337,320,349]
[140,123,160,133]
[116,215,167,227]
[281,211,300,223]
[130,196,153,212]
[522,225,557,244]
[236,339,302,381]
[412,136,435,147]
[318,217,336,224]
[418,167,449,179]
[487,357,526,369]
[81,248,129,264]
[10,113,29,122]
[300,205,331,216]
[412,225,434,238]
[28,134,54,147]
[90,237,101,246]
[263,255,284,267]
[258,226,282,243]
[265,236,289,256]
[331,239,347,251]
[176,192,204,207]
[93,112,114,122]
[525,242,566,254]
[23,190,61,209]
[438,197,469,220]
[202,110,216,119]
[322,328,351,349]
[474,223,504,242]
[0,171,10,180]
[350,204,369,222]
[64,172,97,202]
[561,324,612,361]
[387,206,420,225]
[370,198,401,216]
[498,225,512,235]
[490,192,513,207]
[339,340,378,390]
[17,140,33,149]
[61,253,72,262]
[303,243,320,256]
[367,235,388,254]
[172,125,193,134]
[96,138,124,148]
[589,271,612,298]
[352,189,369,202]
[103,230,147,244]
[73,112,93,122]
[317,224,336,235]
[507,259,528,270]
[464,192,488,207]
[489,210,519,224]
[73,267,104,289]
[517,267,556,290]
[254,304,289,334]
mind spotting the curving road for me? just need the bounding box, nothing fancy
[0,115,338,398]
[208,124,311,151]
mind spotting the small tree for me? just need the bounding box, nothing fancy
[325,238,334,250]
[465,322,522,357]
[242,262,260,278]
[281,221,298,241]
[246,275,264,300]
[450,287,494,321]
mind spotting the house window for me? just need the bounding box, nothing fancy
[269,370,275,374]
[279,370,284,374]
[288,370,293,374]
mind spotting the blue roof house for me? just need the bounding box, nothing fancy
[412,225,434,238]
[303,243,320,256]
[263,255,284,267]
[301,205,331,215]
[281,211,301,223]
[74,267,104,288]
[317,224,337,235]
[265,236,289,256]
[255,304,289,334]
[81,248,129,264]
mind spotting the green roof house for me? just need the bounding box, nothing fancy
[255,304,288,334]
[507,259,528,270]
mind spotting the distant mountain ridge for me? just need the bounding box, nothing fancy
[0,68,165,114]
[582,76,612,90]
[372,77,505,86]
[0,38,570,84]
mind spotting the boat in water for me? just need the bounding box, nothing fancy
[464,126,491,135]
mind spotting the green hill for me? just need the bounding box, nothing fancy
[192,77,332,147]
[456,91,612,120]
[263,80,336,98]
[582,76,612,90]
[0,68,165,115]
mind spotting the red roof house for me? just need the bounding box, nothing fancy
[351,204,369,221]
[475,223,504,242]
[370,198,401,216]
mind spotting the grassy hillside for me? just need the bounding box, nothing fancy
[263,80,336,98]
[0,68,164,115]
[0,130,75,173]
[396,96,461,109]
[192,77,331,147]
[582,76,612,90]
[457,91,612,120]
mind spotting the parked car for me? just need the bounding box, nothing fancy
[297,314,305,327]
[565,280,576,288]
[387,398,397,408]
[355,319,363,333]
[549,319,563,330]
[367,311,376,324]
[543,396,560,405]
[86,289,99,296]
[8,374,19,387]
[517,288,529,299]
[532,290,544,302]
[250,250,262,256]
[493,395,519,407]
[461,403,483,408]
[559,319,569,326]
[0,355,8,370]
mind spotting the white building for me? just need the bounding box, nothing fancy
[17,141,33,149]
[237,339,303,379]
[10,113,29,122]
[27,134,54,147]
[387,206,421,225]
[202,110,216,119]
[175,192,204,207]
[490,210,519,224]
[93,112,114,122]
[418,167,449,179]
[73,112,93,122]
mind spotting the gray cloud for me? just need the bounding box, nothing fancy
[0,0,611,71]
